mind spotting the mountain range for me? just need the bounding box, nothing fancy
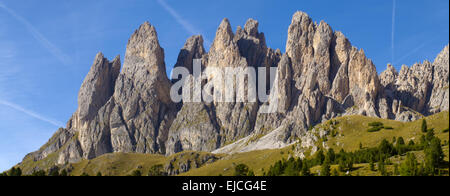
[17,11,449,175]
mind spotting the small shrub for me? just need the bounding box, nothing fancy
[367,127,383,133]
[49,167,60,176]
[130,170,142,176]
[367,122,385,132]
[31,170,46,176]
[384,126,394,130]
[234,164,254,176]
[148,164,165,176]
[8,167,22,176]
[368,122,384,127]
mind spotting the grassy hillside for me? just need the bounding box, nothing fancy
[309,146,449,176]
[16,150,222,176]
[180,148,292,176]
[324,111,449,152]
[68,151,223,176]
[18,131,80,174]
[184,111,449,176]
[69,153,167,176]
[13,111,449,176]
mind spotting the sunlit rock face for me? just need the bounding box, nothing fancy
[22,12,449,166]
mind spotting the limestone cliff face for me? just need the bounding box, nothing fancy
[289,12,380,119]
[108,22,175,156]
[166,18,280,155]
[24,52,121,165]
[248,12,383,149]
[23,22,177,167]
[21,12,449,169]
[215,12,447,154]
[379,44,449,121]
[429,45,449,113]
[73,22,177,159]
[70,53,121,160]
[76,53,121,123]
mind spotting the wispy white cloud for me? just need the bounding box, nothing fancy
[0,2,71,66]
[0,99,64,127]
[391,0,396,65]
[0,2,66,129]
[156,0,211,46]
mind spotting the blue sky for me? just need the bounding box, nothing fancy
[0,0,448,171]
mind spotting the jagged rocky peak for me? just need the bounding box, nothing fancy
[393,61,433,113]
[286,11,316,78]
[346,47,381,114]
[117,21,172,106]
[207,18,247,68]
[313,21,333,53]
[378,44,449,117]
[108,20,175,155]
[244,18,259,36]
[166,17,279,156]
[20,52,124,166]
[73,21,178,160]
[413,60,433,83]
[213,18,235,49]
[434,44,449,67]
[122,21,167,77]
[235,18,270,69]
[291,11,312,25]
[429,44,449,113]
[285,10,381,118]
[76,53,121,124]
[396,61,433,87]
[380,64,398,87]
[174,35,206,74]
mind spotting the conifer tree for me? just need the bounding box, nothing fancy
[425,137,444,175]
[320,161,331,176]
[301,163,311,176]
[60,170,68,176]
[234,164,250,176]
[369,160,375,171]
[421,119,427,133]
[400,153,418,176]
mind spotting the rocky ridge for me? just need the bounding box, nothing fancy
[20,11,449,173]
